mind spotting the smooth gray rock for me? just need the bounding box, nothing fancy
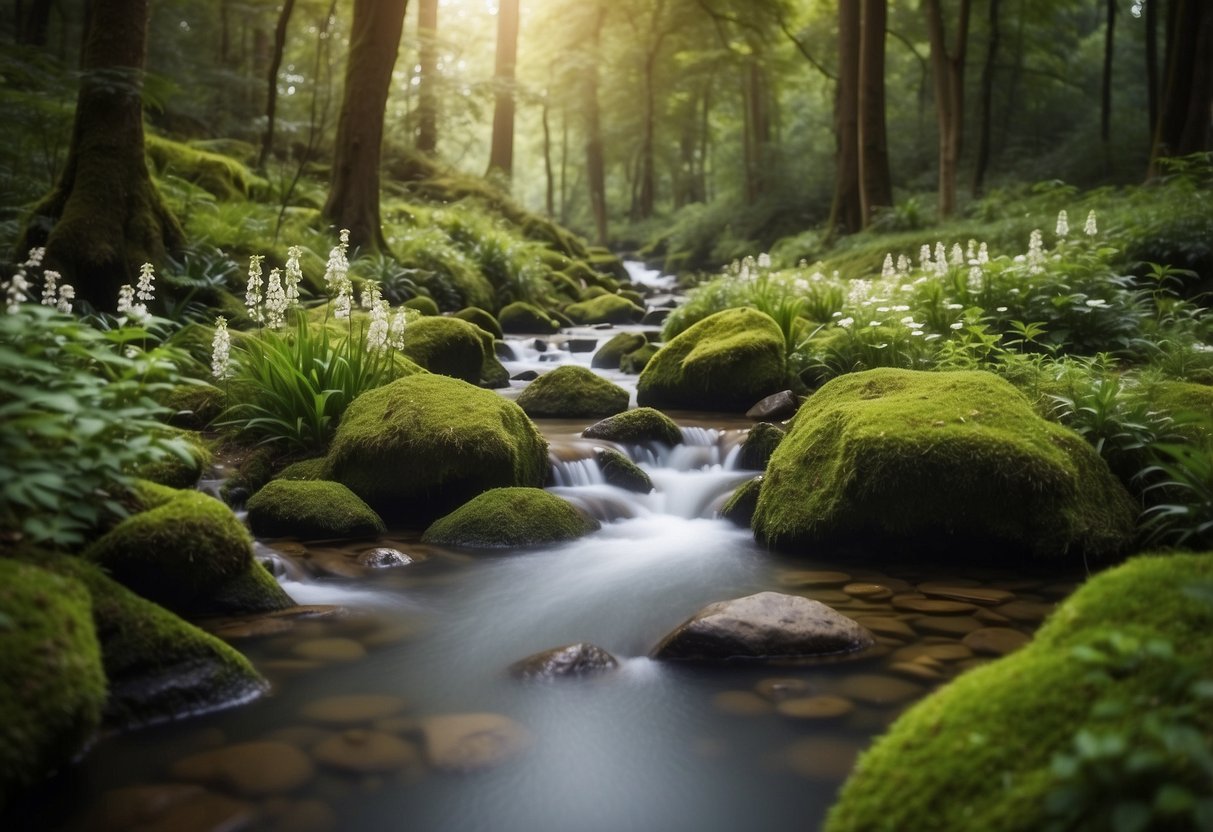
[746,390,798,422]
[509,643,619,679]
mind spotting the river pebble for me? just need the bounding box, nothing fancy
[753,677,814,702]
[888,662,943,682]
[893,643,973,663]
[291,638,367,662]
[261,798,337,832]
[892,597,979,615]
[916,583,1015,605]
[782,737,863,782]
[171,741,315,797]
[778,570,852,588]
[995,600,1054,623]
[300,694,408,726]
[357,548,415,568]
[420,713,532,773]
[911,615,983,636]
[713,691,774,717]
[837,674,924,706]
[775,695,855,720]
[843,583,893,601]
[312,730,421,774]
[962,627,1031,656]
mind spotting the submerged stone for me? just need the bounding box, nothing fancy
[420,713,532,773]
[170,741,315,797]
[311,730,420,774]
[509,643,619,679]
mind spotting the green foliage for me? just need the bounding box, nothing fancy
[0,304,191,547]
[1140,434,1213,550]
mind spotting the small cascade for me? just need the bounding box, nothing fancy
[549,456,606,488]
[623,259,677,291]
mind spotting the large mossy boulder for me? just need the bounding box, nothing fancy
[326,374,548,525]
[826,552,1213,832]
[516,366,629,419]
[247,480,385,540]
[134,430,212,489]
[30,553,267,731]
[0,560,105,810]
[83,491,293,616]
[752,368,1138,561]
[500,301,560,334]
[582,407,682,446]
[452,307,504,339]
[397,316,486,384]
[564,294,644,325]
[421,487,599,548]
[637,308,787,412]
[591,332,648,370]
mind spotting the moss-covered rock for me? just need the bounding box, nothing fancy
[591,332,647,370]
[499,301,560,334]
[274,457,329,481]
[421,487,599,548]
[1145,380,1213,441]
[158,382,224,430]
[247,480,385,540]
[516,366,629,419]
[83,491,293,616]
[595,448,653,493]
[0,560,105,809]
[582,407,683,446]
[753,368,1138,561]
[720,477,761,527]
[28,553,266,731]
[397,316,486,384]
[146,135,267,201]
[737,423,785,471]
[637,308,787,412]
[826,552,1213,832]
[218,445,277,508]
[326,374,548,525]
[403,296,440,316]
[134,430,212,489]
[453,306,504,339]
[564,294,645,325]
[620,343,658,374]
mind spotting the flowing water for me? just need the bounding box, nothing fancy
[16,262,1082,832]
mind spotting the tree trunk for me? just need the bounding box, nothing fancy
[829,0,862,236]
[858,0,892,226]
[742,58,771,204]
[259,0,297,171]
[973,0,1001,195]
[1146,0,1159,140]
[251,27,270,114]
[19,0,54,45]
[542,92,554,216]
[560,110,569,224]
[637,50,658,219]
[486,0,520,178]
[584,3,608,245]
[1101,0,1115,144]
[321,0,408,253]
[18,0,183,312]
[1151,0,1213,169]
[416,0,438,153]
[924,0,971,218]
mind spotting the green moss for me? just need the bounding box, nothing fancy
[753,368,1138,561]
[247,480,385,540]
[83,491,293,616]
[26,553,266,731]
[133,430,212,489]
[582,407,683,446]
[564,294,645,325]
[158,382,223,430]
[421,487,599,548]
[720,477,762,527]
[500,301,560,334]
[1145,380,1213,441]
[620,343,658,374]
[637,308,787,412]
[826,552,1213,832]
[591,332,648,370]
[586,250,628,282]
[619,289,645,308]
[0,560,105,809]
[548,271,584,300]
[326,374,549,525]
[595,448,653,493]
[516,366,629,419]
[453,306,504,339]
[397,316,486,384]
[737,422,785,471]
[219,445,277,506]
[481,351,511,389]
[146,135,266,201]
[275,457,330,481]
[403,296,440,316]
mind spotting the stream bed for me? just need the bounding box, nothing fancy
[18,263,1082,832]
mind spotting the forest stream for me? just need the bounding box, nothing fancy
[12,262,1082,832]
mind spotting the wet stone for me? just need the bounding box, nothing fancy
[778,570,852,588]
[420,713,532,773]
[291,638,367,663]
[510,642,618,679]
[963,627,1031,656]
[974,608,1012,625]
[265,726,335,750]
[312,730,421,774]
[357,548,414,569]
[837,674,925,706]
[911,615,984,637]
[917,583,1015,606]
[889,662,944,683]
[745,389,798,422]
[87,785,256,832]
[262,659,324,676]
[753,677,814,702]
[775,695,855,720]
[995,600,1055,623]
[170,741,315,797]
[566,338,598,353]
[713,691,774,717]
[892,597,979,615]
[854,616,915,640]
[843,583,893,601]
[261,798,337,832]
[783,737,864,782]
[893,643,973,663]
[511,370,539,382]
[373,716,421,736]
[804,589,852,604]
[300,694,408,726]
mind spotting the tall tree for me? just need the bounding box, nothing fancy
[258,0,298,170]
[584,2,608,244]
[1150,0,1213,169]
[18,0,54,46]
[1101,0,1116,144]
[857,0,892,225]
[829,0,862,235]
[924,0,972,218]
[487,0,520,178]
[18,0,183,311]
[416,0,439,154]
[1145,0,1159,138]
[629,0,674,220]
[973,0,1001,195]
[322,0,409,252]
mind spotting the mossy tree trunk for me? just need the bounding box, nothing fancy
[972,0,1000,196]
[486,0,519,179]
[829,0,862,236]
[857,0,892,227]
[322,0,408,253]
[416,0,439,154]
[1150,0,1212,171]
[17,0,183,312]
[584,2,608,245]
[924,0,972,219]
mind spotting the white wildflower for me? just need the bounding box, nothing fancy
[1055,209,1069,239]
[950,321,964,330]
[117,284,146,319]
[5,272,30,314]
[125,346,139,359]
[56,284,74,315]
[324,230,351,296]
[1085,298,1108,308]
[881,254,895,279]
[284,245,303,307]
[245,255,265,325]
[869,320,882,327]
[910,329,925,337]
[950,244,964,267]
[264,268,287,330]
[1027,230,1046,274]
[935,242,947,267]
[966,239,978,260]
[919,245,932,270]
[1085,210,1098,236]
[837,316,854,328]
[211,316,232,380]
[968,266,983,293]
[996,306,1008,312]
[334,283,351,319]
[40,270,59,306]
[366,300,390,354]
[946,303,964,311]
[136,262,156,302]
[896,254,911,275]
[978,243,990,264]
[24,247,45,269]
[757,253,772,270]
[389,309,409,350]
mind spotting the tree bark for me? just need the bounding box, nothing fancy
[973,0,1001,195]
[858,0,892,226]
[1101,0,1115,144]
[486,0,520,178]
[259,0,297,171]
[1151,0,1213,169]
[542,91,554,216]
[321,0,408,253]
[19,0,54,46]
[584,3,608,245]
[924,0,971,218]
[635,0,669,220]
[829,0,862,236]
[18,0,183,312]
[1146,0,1158,140]
[416,0,438,153]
